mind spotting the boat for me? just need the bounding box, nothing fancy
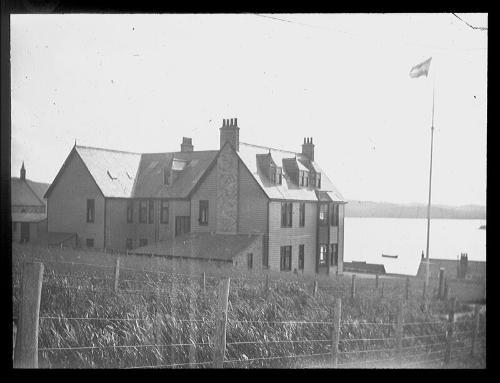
[381,254,398,259]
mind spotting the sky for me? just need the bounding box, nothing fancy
[10,13,487,206]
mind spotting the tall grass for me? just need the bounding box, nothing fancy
[12,244,486,368]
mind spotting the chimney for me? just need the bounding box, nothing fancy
[219,117,240,151]
[181,137,193,152]
[20,161,26,180]
[301,137,315,161]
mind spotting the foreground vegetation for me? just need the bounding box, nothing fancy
[12,244,486,368]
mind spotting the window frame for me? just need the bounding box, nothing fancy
[319,244,328,266]
[86,238,94,248]
[299,202,305,227]
[330,243,338,266]
[330,204,339,226]
[298,244,304,270]
[160,200,169,224]
[280,245,292,271]
[139,238,148,247]
[139,200,148,223]
[148,199,154,224]
[199,200,209,226]
[262,235,269,268]
[319,203,329,226]
[281,202,293,228]
[86,199,95,223]
[127,200,133,223]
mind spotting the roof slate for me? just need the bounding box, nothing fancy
[130,232,260,262]
[11,178,47,206]
[237,142,345,202]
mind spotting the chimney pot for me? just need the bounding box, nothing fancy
[234,117,237,126]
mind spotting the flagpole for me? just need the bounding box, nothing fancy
[424,80,435,295]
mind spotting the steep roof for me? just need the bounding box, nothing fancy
[130,232,261,262]
[11,177,48,206]
[12,212,47,223]
[75,146,142,198]
[237,142,345,202]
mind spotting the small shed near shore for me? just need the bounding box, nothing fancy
[343,261,386,275]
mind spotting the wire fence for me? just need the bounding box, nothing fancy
[12,257,486,369]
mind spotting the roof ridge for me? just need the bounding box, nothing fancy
[240,141,300,156]
[76,145,141,155]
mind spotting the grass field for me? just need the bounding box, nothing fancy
[12,244,486,368]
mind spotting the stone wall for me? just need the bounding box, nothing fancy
[216,144,239,233]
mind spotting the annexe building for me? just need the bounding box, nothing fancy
[45,118,346,275]
[11,162,49,243]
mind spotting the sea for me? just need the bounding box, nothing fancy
[343,217,486,276]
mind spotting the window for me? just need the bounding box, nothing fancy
[319,204,329,225]
[86,199,95,223]
[317,173,322,188]
[300,171,304,186]
[270,165,276,183]
[319,244,328,265]
[299,203,305,227]
[299,244,304,270]
[277,167,282,185]
[127,200,133,223]
[330,244,338,266]
[247,253,253,269]
[263,235,269,268]
[330,204,339,226]
[281,202,293,227]
[160,200,169,224]
[280,246,292,271]
[126,238,133,250]
[199,200,209,226]
[148,200,154,224]
[139,238,148,247]
[306,176,309,187]
[175,216,191,237]
[163,168,171,185]
[139,201,148,223]
[86,238,94,248]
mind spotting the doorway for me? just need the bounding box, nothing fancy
[175,216,191,237]
[20,223,30,243]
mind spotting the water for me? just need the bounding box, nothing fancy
[344,217,486,276]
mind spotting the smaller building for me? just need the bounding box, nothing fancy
[343,261,386,275]
[417,256,486,281]
[11,163,50,243]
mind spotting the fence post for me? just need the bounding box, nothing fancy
[331,298,341,368]
[351,274,356,299]
[395,300,404,365]
[438,268,445,299]
[201,272,206,294]
[114,256,120,292]
[313,279,318,298]
[470,304,481,357]
[14,262,44,368]
[213,278,230,368]
[375,274,379,289]
[381,281,384,298]
[444,297,456,365]
[405,277,410,300]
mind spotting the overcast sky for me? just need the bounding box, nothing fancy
[10,13,487,206]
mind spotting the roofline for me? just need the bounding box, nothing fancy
[23,179,47,206]
[75,144,141,155]
[240,141,301,157]
[44,146,105,199]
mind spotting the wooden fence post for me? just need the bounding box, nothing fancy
[444,297,456,365]
[201,272,206,294]
[313,280,318,298]
[213,278,230,368]
[381,281,384,298]
[470,304,480,357]
[443,278,449,301]
[331,298,341,368]
[375,274,379,289]
[405,277,410,300]
[438,268,445,299]
[395,300,404,365]
[14,262,44,368]
[351,274,356,299]
[114,256,120,292]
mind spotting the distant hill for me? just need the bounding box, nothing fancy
[345,200,486,219]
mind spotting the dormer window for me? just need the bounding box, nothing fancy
[317,173,321,188]
[299,170,309,187]
[270,165,276,183]
[277,167,282,185]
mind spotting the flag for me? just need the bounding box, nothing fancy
[410,57,432,78]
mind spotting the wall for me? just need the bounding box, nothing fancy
[216,144,238,233]
[337,204,345,274]
[268,201,317,275]
[47,152,105,249]
[190,167,217,233]
[232,235,264,271]
[238,162,268,235]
